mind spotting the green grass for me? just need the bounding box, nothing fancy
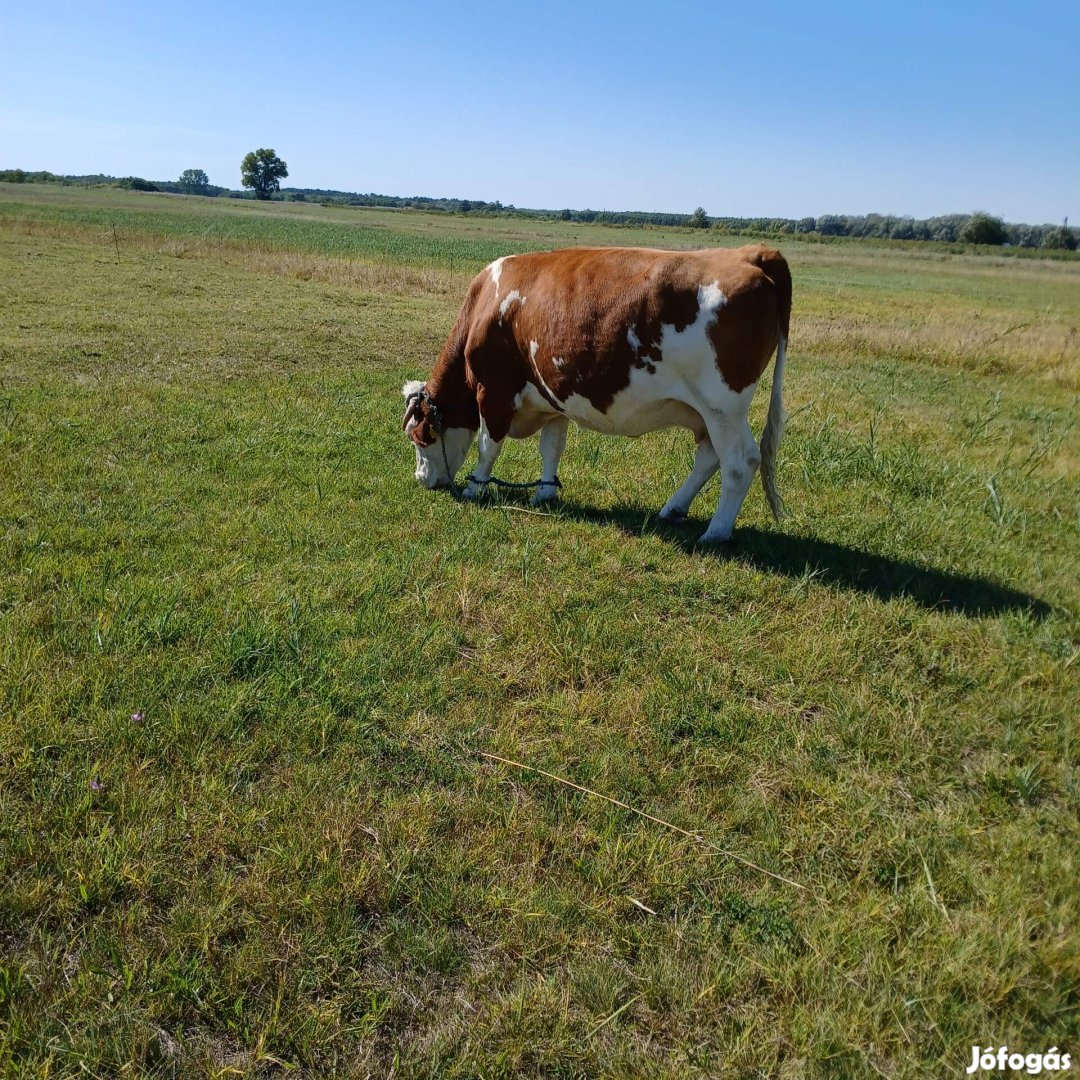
[1,188,1078,1078]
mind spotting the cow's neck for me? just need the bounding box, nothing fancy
[426,347,478,431]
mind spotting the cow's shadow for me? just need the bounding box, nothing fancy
[531,498,1054,620]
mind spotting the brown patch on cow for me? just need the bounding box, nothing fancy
[708,275,780,392]
[706,245,791,392]
[750,245,792,338]
[465,321,529,442]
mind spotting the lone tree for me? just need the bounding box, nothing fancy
[240,148,288,200]
[688,206,710,229]
[179,168,210,195]
[959,210,1007,246]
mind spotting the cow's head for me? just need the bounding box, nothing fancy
[402,381,474,488]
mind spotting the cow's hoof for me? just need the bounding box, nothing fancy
[658,505,688,523]
[532,490,559,507]
[462,483,484,501]
[697,528,733,545]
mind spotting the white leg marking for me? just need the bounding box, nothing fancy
[462,417,505,500]
[534,417,569,505]
[698,415,761,543]
[660,437,719,522]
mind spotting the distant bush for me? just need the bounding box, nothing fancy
[959,211,1007,245]
[113,176,160,192]
[1042,222,1077,251]
[687,206,710,229]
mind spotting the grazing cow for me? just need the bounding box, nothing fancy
[402,244,791,542]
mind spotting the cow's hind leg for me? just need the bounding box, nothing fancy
[534,417,569,505]
[659,435,719,523]
[462,417,506,500]
[699,414,761,544]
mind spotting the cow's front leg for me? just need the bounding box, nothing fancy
[462,417,505,500]
[534,417,569,505]
[659,435,719,523]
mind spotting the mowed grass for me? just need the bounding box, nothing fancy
[1,190,1078,1078]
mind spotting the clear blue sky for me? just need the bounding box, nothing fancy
[2,1,1077,223]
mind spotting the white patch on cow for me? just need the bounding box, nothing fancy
[654,281,727,381]
[488,257,507,299]
[498,289,526,322]
[530,340,539,361]
[627,326,642,353]
[552,356,565,370]
[506,382,561,438]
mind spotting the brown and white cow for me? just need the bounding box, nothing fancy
[402,244,791,542]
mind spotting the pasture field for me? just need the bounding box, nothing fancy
[1,185,1078,1078]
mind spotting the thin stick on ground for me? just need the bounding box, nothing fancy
[479,751,807,892]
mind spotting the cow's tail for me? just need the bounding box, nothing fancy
[758,251,791,522]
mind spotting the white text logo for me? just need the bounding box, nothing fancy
[967,1046,1071,1075]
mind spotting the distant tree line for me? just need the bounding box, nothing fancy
[705,209,1076,250]
[1,167,1075,250]
[0,169,231,198]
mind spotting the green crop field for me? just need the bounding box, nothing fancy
[1,184,1078,1078]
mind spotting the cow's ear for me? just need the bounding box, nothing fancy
[409,421,433,448]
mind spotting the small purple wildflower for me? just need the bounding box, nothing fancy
[131,711,145,722]
[90,778,103,792]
